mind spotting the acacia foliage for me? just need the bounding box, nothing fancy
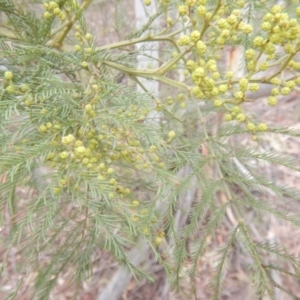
[1,0,300,299]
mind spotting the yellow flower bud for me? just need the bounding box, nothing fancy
[85,33,92,40]
[155,236,163,245]
[197,5,206,16]
[168,131,176,139]
[107,167,114,174]
[178,5,188,16]
[131,200,140,206]
[236,113,246,122]
[257,123,268,132]
[4,71,13,80]
[214,100,223,107]
[247,123,256,131]
[267,96,277,106]
[190,30,200,42]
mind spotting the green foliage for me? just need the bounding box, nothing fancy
[1,0,300,299]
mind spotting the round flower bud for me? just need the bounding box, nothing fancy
[155,236,163,246]
[149,145,157,152]
[75,32,81,39]
[261,22,271,31]
[224,114,233,121]
[6,85,16,93]
[245,49,255,60]
[48,1,58,10]
[97,175,105,181]
[190,30,200,42]
[259,62,269,71]
[216,37,225,45]
[226,71,233,79]
[20,84,30,92]
[257,123,268,132]
[214,100,223,107]
[196,40,206,54]
[197,5,206,16]
[247,61,255,71]
[237,0,245,7]
[177,93,185,101]
[284,82,295,91]
[281,87,291,95]
[236,113,246,122]
[212,72,220,79]
[192,67,205,78]
[239,78,249,92]
[107,167,114,174]
[168,131,176,139]
[270,77,280,85]
[205,12,212,21]
[183,70,189,76]
[218,84,228,93]
[46,152,55,160]
[53,7,60,15]
[53,187,61,195]
[217,18,228,29]
[59,12,65,21]
[186,60,195,69]
[59,151,70,159]
[220,29,230,38]
[210,88,218,96]
[240,24,253,34]
[39,125,48,133]
[227,14,238,25]
[252,36,264,47]
[59,179,67,187]
[62,134,75,145]
[192,86,204,99]
[41,108,48,115]
[263,13,274,22]
[178,5,188,16]
[85,104,92,111]
[247,123,256,131]
[132,200,140,206]
[43,11,52,19]
[82,158,89,165]
[74,45,81,51]
[264,43,276,55]
[232,106,241,113]
[270,88,279,96]
[124,188,131,195]
[182,16,189,22]
[84,47,93,54]
[85,33,92,40]
[271,5,282,14]
[178,35,190,46]
[234,91,244,99]
[4,71,13,80]
[267,96,277,106]
[131,216,139,222]
[144,0,151,5]
[142,228,150,235]
[81,61,88,68]
[249,83,259,92]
